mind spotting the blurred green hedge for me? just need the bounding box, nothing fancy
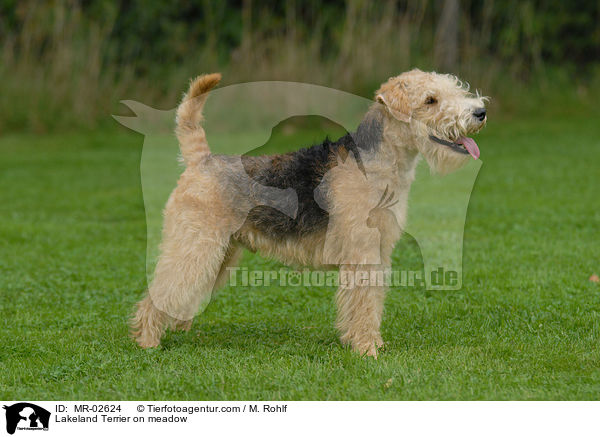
[0,0,598,131]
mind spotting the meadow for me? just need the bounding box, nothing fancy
[1,105,599,400]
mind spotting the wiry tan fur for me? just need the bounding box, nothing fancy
[131,69,487,357]
[376,69,487,174]
[175,73,222,165]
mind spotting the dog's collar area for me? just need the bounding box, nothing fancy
[428,135,470,155]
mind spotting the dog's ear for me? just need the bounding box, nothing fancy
[376,82,411,123]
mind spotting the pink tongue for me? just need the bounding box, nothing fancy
[458,136,480,160]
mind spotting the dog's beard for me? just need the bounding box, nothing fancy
[410,120,472,175]
[413,112,484,174]
[419,142,471,175]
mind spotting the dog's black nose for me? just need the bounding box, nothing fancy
[473,107,486,121]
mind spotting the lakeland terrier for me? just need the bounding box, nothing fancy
[131,69,487,357]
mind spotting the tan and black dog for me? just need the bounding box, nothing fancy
[132,70,487,357]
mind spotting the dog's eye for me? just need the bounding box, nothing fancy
[425,96,437,105]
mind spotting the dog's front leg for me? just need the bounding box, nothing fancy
[336,264,387,358]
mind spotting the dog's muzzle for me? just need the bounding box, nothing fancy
[428,135,480,160]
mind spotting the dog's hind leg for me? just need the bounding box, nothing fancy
[131,209,233,348]
[169,243,242,333]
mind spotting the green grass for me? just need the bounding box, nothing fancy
[1,112,599,400]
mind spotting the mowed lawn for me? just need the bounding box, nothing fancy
[1,112,599,400]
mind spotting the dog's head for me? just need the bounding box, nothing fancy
[376,69,487,174]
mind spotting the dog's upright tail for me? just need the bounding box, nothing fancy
[175,73,221,165]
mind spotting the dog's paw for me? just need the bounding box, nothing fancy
[135,336,161,349]
[352,337,385,359]
[359,343,379,359]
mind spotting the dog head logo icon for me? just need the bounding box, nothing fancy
[3,403,50,435]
